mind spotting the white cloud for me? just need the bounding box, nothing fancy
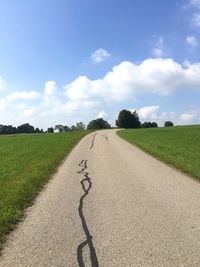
[130,105,178,126]
[0,76,6,91]
[152,36,165,57]
[44,81,58,96]
[23,107,37,117]
[136,105,200,126]
[91,48,110,63]
[192,12,200,26]
[179,109,200,123]
[186,35,198,47]
[6,91,40,102]
[65,58,200,105]
[190,0,200,9]
[97,110,108,119]
[180,113,195,121]
[66,76,92,100]
[187,0,200,27]
[0,98,7,110]
[137,105,160,120]
[1,58,200,128]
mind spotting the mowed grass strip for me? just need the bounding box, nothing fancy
[0,131,90,246]
[118,125,200,179]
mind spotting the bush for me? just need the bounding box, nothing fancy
[141,122,158,128]
[164,121,174,127]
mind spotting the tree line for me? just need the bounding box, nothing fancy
[0,123,44,135]
[0,109,174,135]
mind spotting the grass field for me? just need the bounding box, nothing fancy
[118,125,200,180]
[0,131,90,246]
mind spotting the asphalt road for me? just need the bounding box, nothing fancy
[1,130,200,266]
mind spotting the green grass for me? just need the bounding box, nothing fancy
[0,131,90,246]
[118,125,200,179]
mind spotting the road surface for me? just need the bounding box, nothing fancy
[0,130,200,266]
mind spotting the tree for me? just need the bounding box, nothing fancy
[54,125,70,132]
[71,125,76,131]
[116,110,141,129]
[17,123,34,133]
[47,127,54,133]
[0,125,17,134]
[76,122,85,130]
[34,128,41,133]
[87,118,111,130]
[164,121,174,127]
[0,125,3,133]
[151,122,158,128]
[141,122,158,128]
[63,125,70,132]
[0,124,44,135]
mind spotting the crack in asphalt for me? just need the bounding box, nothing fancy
[101,134,108,142]
[90,134,97,150]
[77,160,99,267]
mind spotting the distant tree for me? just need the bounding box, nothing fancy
[71,125,76,131]
[17,123,34,133]
[47,127,54,133]
[75,122,85,130]
[54,125,62,133]
[0,124,3,133]
[0,124,44,135]
[141,122,158,128]
[116,110,141,129]
[0,125,17,134]
[141,122,150,128]
[63,125,70,132]
[34,128,41,133]
[54,124,70,133]
[151,122,158,128]
[164,121,174,127]
[87,118,111,130]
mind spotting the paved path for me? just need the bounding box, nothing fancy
[1,130,200,266]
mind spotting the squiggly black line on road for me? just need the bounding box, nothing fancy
[90,134,96,150]
[77,160,99,267]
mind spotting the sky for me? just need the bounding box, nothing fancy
[0,0,200,129]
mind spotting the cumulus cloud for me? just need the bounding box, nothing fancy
[130,105,178,126]
[190,0,200,9]
[135,105,200,125]
[0,76,6,91]
[152,36,165,57]
[65,58,200,104]
[186,0,200,27]
[180,113,195,121]
[137,105,160,120]
[44,81,58,96]
[186,35,198,47]
[97,111,108,119]
[91,48,110,63]
[179,109,200,123]
[192,12,200,26]
[6,91,40,102]
[1,58,200,128]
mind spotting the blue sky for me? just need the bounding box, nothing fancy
[0,0,200,129]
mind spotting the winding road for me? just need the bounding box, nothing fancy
[1,130,200,266]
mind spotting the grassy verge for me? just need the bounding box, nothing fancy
[0,131,90,246]
[117,125,200,179]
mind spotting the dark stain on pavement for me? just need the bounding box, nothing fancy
[77,160,99,267]
[90,134,96,150]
